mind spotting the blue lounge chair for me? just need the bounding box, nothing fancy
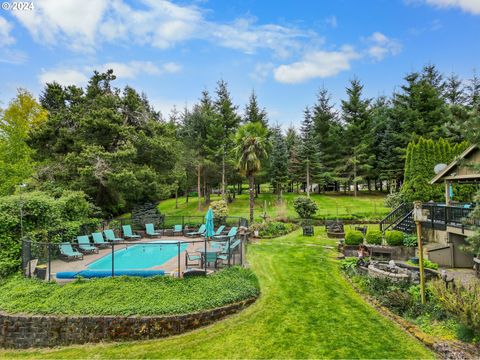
[122,225,141,241]
[77,235,98,254]
[186,224,206,237]
[205,225,225,238]
[204,251,221,269]
[173,224,183,236]
[146,223,161,237]
[59,242,83,261]
[218,240,241,263]
[91,232,109,248]
[104,229,123,243]
[214,227,237,241]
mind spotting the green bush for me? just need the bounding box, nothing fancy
[345,230,364,245]
[0,190,97,277]
[429,279,480,333]
[384,192,404,209]
[406,259,439,270]
[293,196,318,219]
[250,221,297,238]
[365,230,382,245]
[385,230,405,246]
[210,200,228,225]
[0,267,260,316]
[403,235,418,247]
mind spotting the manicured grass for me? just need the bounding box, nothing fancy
[159,192,389,221]
[0,267,259,316]
[2,228,433,359]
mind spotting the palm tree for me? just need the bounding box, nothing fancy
[234,122,270,224]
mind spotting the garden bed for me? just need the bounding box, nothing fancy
[0,267,259,316]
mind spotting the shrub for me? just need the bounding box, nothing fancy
[407,259,439,270]
[340,257,358,272]
[384,192,404,209]
[385,230,405,246]
[403,235,418,247]
[210,200,228,225]
[365,230,382,245]
[293,196,318,219]
[429,279,480,333]
[345,230,364,245]
[249,221,297,238]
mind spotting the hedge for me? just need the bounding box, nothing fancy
[345,230,364,245]
[385,230,405,246]
[365,230,382,245]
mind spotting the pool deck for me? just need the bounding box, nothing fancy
[48,235,242,281]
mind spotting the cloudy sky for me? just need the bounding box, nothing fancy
[0,0,479,126]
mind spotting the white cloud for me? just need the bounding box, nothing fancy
[38,60,181,86]
[365,32,402,61]
[273,46,360,84]
[325,15,338,28]
[250,62,275,82]
[13,0,109,51]
[12,0,310,56]
[38,68,89,86]
[0,16,15,46]
[421,0,480,14]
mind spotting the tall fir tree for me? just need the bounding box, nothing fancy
[299,107,321,196]
[269,126,289,199]
[213,80,241,199]
[244,90,268,127]
[285,126,303,193]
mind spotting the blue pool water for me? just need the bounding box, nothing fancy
[87,241,188,270]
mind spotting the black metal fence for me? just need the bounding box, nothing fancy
[422,203,478,231]
[21,216,248,281]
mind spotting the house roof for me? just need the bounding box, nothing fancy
[430,144,480,184]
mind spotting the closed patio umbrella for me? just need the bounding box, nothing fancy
[205,208,215,240]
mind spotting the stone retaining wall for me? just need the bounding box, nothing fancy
[0,297,257,349]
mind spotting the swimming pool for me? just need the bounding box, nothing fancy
[87,241,188,270]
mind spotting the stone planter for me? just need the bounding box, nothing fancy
[327,231,345,239]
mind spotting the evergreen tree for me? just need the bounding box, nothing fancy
[244,90,268,127]
[269,126,289,199]
[213,80,241,199]
[445,73,465,105]
[311,88,342,191]
[285,126,303,193]
[341,78,373,196]
[466,70,480,110]
[299,107,321,196]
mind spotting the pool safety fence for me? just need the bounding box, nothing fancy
[21,228,247,281]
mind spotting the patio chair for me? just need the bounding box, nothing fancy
[173,224,183,236]
[59,242,83,261]
[185,251,201,267]
[204,251,221,269]
[218,239,241,264]
[145,223,161,237]
[186,224,206,237]
[92,232,109,248]
[211,240,227,249]
[205,225,225,238]
[77,235,98,254]
[104,229,124,243]
[122,225,141,241]
[214,227,237,241]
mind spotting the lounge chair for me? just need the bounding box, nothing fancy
[59,242,83,261]
[214,226,237,241]
[211,240,227,249]
[204,251,221,269]
[122,225,141,241]
[104,229,123,243]
[205,225,225,238]
[92,232,109,248]
[145,223,161,237]
[77,235,98,254]
[173,224,183,236]
[185,251,202,267]
[186,224,206,237]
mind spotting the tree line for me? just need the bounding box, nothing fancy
[1,64,479,220]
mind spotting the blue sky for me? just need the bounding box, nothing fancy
[0,0,479,127]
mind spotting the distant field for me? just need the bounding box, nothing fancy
[158,192,389,222]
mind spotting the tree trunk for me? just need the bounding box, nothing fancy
[249,174,255,224]
[203,169,206,203]
[197,165,202,211]
[306,161,310,197]
[221,150,226,200]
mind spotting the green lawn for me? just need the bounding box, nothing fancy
[3,228,433,359]
[159,192,389,222]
